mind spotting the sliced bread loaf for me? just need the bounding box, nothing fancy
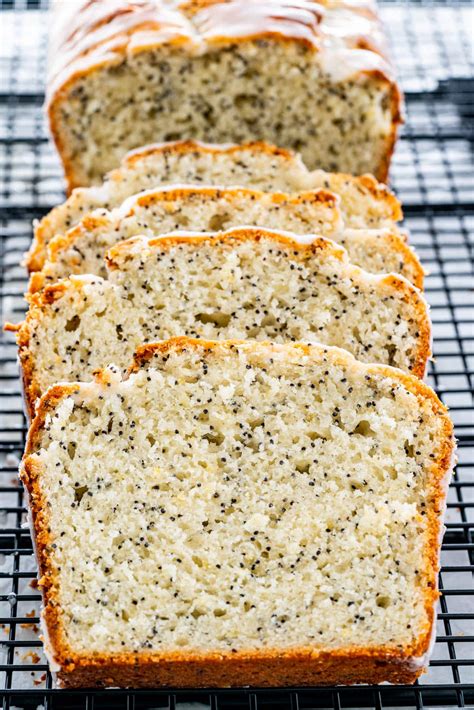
[29,140,402,272]
[22,338,454,688]
[30,186,422,292]
[47,1,402,190]
[12,227,430,416]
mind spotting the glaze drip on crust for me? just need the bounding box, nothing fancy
[49,0,389,59]
[48,0,394,93]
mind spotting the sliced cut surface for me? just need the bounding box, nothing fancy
[22,338,454,688]
[31,186,422,291]
[29,140,402,272]
[14,227,431,415]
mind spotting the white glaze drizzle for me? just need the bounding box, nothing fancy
[47,0,397,107]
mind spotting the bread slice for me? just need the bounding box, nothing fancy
[21,338,454,689]
[47,1,402,190]
[12,227,430,416]
[30,186,422,293]
[29,140,402,272]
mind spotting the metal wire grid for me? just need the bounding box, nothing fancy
[0,1,473,708]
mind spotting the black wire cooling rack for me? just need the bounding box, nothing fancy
[0,1,473,708]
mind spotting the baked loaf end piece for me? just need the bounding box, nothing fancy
[22,338,454,688]
[13,227,431,416]
[47,0,402,190]
[30,140,402,273]
[31,185,422,292]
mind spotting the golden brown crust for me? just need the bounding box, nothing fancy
[44,213,110,267]
[29,185,341,293]
[324,170,402,221]
[50,223,419,288]
[374,72,404,182]
[381,230,424,290]
[22,337,454,688]
[124,138,297,168]
[9,320,38,421]
[27,141,303,271]
[123,140,404,200]
[133,185,340,209]
[130,337,439,411]
[4,321,39,423]
[51,651,425,688]
[377,272,431,379]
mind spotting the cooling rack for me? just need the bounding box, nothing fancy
[0,1,473,708]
